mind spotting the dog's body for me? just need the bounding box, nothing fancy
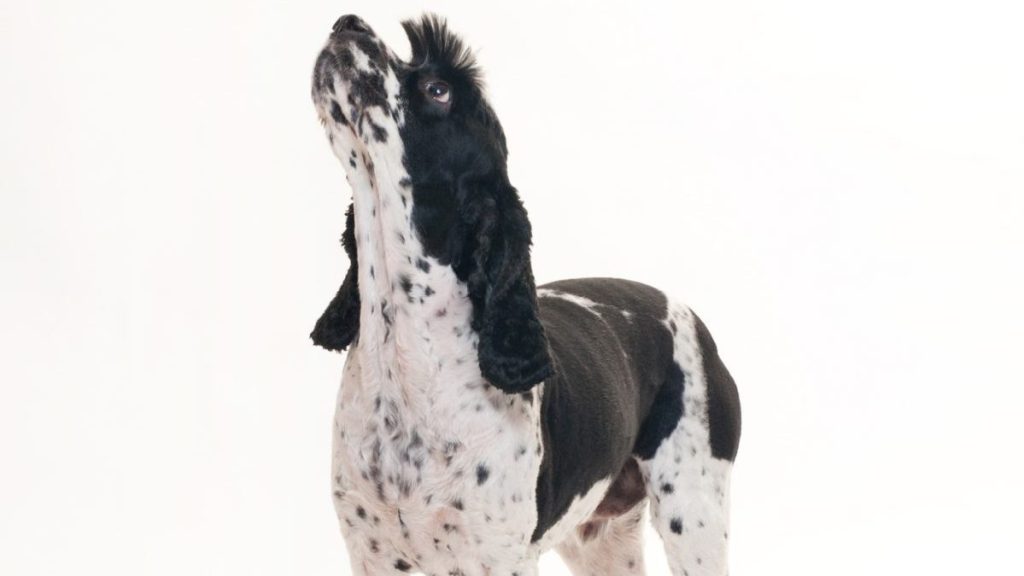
[311,15,740,575]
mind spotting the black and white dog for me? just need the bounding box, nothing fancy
[310,14,741,576]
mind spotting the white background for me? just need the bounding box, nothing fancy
[3,1,1023,574]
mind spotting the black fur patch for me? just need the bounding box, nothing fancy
[529,278,675,542]
[475,464,490,485]
[694,314,742,461]
[311,204,360,351]
[402,15,481,84]
[633,362,684,460]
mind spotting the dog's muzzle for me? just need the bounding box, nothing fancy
[332,14,374,36]
[312,13,395,115]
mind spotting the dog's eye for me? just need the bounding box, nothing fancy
[423,81,451,104]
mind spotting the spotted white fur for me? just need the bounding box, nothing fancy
[638,303,734,576]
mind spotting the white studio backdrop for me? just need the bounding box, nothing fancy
[2,1,1023,574]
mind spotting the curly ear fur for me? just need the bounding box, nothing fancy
[311,203,360,351]
[466,176,554,393]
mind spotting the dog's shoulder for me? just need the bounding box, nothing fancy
[536,277,675,372]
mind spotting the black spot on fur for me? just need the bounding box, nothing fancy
[633,362,685,460]
[368,119,388,142]
[330,101,348,125]
[670,517,683,534]
[394,558,412,572]
[354,35,382,62]
[476,464,490,485]
[416,258,431,272]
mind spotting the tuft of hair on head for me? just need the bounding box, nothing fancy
[401,13,481,84]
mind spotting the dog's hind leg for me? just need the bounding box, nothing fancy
[555,501,647,576]
[639,304,740,576]
[641,454,733,576]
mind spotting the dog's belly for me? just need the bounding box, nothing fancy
[331,350,546,572]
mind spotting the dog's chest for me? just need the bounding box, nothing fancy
[331,339,545,570]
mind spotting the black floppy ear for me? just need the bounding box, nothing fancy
[467,179,554,393]
[311,203,360,351]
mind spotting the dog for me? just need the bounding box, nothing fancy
[309,14,741,576]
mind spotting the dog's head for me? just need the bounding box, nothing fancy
[311,14,552,393]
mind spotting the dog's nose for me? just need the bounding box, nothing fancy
[333,14,372,35]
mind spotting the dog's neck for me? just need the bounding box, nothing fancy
[342,143,483,405]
